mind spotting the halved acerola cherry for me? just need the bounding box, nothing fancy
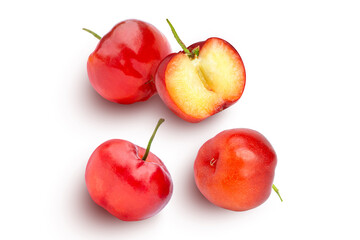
[155,19,246,122]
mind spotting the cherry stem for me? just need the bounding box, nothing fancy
[82,28,101,40]
[142,118,165,161]
[166,19,195,58]
[272,184,283,202]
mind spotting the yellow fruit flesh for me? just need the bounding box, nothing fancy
[166,39,245,119]
[198,39,244,100]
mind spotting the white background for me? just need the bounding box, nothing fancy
[1,0,359,239]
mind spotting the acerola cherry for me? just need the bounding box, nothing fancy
[84,19,171,104]
[155,19,246,122]
[194,128,282,211]
[85,119,173,221]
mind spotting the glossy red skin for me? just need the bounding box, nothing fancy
[155,38,246,123]
[194,129,277,211]
[87,19,171,104]
[85,139,173,221]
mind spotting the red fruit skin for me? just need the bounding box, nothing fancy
[85,139,173,221]
[187,41,206,52]
[194,129,277,211]
[155,38,245,123]
[87,19,171,104]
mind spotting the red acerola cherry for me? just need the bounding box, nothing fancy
[85,119,173,221]
[84,19,171,104]
[194,128,282,211]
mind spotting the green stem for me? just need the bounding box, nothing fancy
[272,184,283,202]
[166,19,194,58]
[82,28,101,40]
[142,118,165,161]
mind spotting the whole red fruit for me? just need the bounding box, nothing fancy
[194,129,277,211]
[85,120,173,221]
[86,19,171,104]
